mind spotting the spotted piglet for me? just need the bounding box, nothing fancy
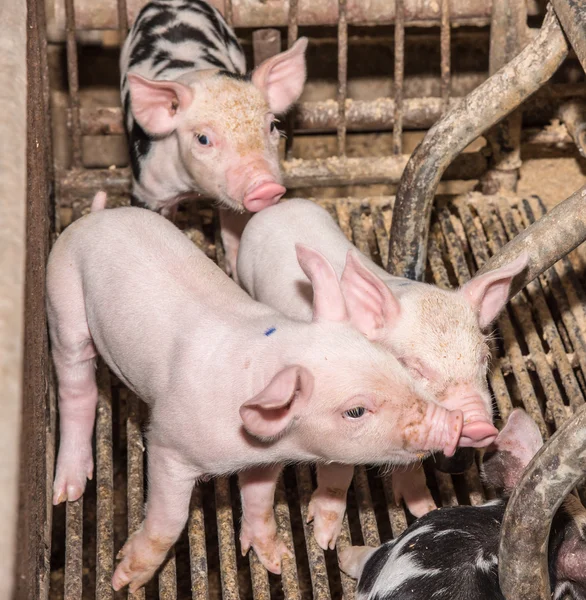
[120,0,307,276]
[338,409,586,600]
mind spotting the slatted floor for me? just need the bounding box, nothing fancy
[48,193,586,599]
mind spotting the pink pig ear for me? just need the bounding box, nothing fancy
[296,244,348,323]
[251,37,308,114]
[482,409,543,491]
[239,365,314,439]
[127,73,193,136]
[460,253,529,329]
[339,250,401,340]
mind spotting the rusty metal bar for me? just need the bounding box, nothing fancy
[480,0,527,194]
[117,0,128,40]
[559,99,586,157]
[223,0,233,27]
[96,363,114,600]
[252,29,281,71]
[285,0,299,160]
[295,466,331,600]
[73,82,586,137]
[499,404,586,600]
[188,485,209,599]
[387,7,569,281]
[392,0,404,155]
[215,478,239,600]
[126,391,146,600]
[440,0,451,114]
[476,185,586,299]
[550,0,586,72]
[64,0,82,167]
[337,0,348,156]
[64,499,83,599]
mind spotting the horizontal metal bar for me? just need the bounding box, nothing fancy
[71,84,586,137]
[46,0,529,36]
[551,0,586,73]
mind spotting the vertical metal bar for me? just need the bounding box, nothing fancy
[188,486,209,600]
[117,0,128,42]
[64,0,82,167]
[96,363,114,600]
[64,499,83,599]
[159,548,178,598]
[126,391,146,600]
[440,0,451,114]
[215,478,240,600]
[337,0,348,156]
[285,0,299,159]
[392,0,404,155]
[224,0,233,27]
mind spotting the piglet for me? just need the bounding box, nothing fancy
[120,0,308,275]
[237,198,527,548]
[47,196,466,591]
[338,409,586,600]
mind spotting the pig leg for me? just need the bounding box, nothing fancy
[112,444,197,592]
[238,464,292,574]
[338,545,377,579]
[49,282,99,505]
[392,465,437,518]
[219,209,253,283]
[309,463,354,550]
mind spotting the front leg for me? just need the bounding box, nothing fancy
[392,465,436,518]
[219,209,253,283]
[238,464,292,574]
[309,463,354,550]
[112,445,197,593]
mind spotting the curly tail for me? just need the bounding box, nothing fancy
[91,191,108,212]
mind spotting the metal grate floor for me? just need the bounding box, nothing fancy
[48,193,586,600]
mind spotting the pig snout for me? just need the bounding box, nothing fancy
[441,390,498,448]
[404,403,464,458]
[243,181,286,212]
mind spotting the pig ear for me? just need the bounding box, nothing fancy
[339,250,401,340]
[127,73,193,136]
[296,244,348,323]
[460,253,529,329]
[239,365,314,439]
[482,409,543,491]
[251,37,308,114]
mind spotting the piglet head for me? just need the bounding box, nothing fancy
[127,38,308,212]
[240,244,466,465]
[338,250,530,449]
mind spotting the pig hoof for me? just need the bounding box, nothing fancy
[112,529,172,592]
[308,496,345,550]
[240,527,292,574]
[52,452,94,505]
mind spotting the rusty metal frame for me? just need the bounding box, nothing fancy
[499,404,586,600]
[387,5,570,281]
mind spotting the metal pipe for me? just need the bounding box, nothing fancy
[559,98,586,157]
[550,0,586,73]
[64,0,82,167]
[387,6,569,281]
[72,83,586,136]
[440,0,451,114]
[392,0,404,155]
[475,185,586,300]
[480,0,528,194]
[285,0,299,160]
[336,0,348,156]
[499,404,586,600]
[252,29,281,69]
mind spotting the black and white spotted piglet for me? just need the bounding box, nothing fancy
[120,0,307,272]
[339,409,586,600]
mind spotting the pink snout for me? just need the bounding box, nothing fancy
[243,182,286,212]
[442,409,464,458]
[459,421,499,448]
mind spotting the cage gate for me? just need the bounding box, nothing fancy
[6,0,586,599]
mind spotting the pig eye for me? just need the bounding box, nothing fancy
[270,121,277,133]
[196,134,210,146]
[343,406,367,419]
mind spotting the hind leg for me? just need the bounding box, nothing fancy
[338,546,377,579]
[48,289,99,504]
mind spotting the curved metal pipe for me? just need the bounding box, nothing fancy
[387,6,569,280]
[498,404,586,600]
[475,185,586,299]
